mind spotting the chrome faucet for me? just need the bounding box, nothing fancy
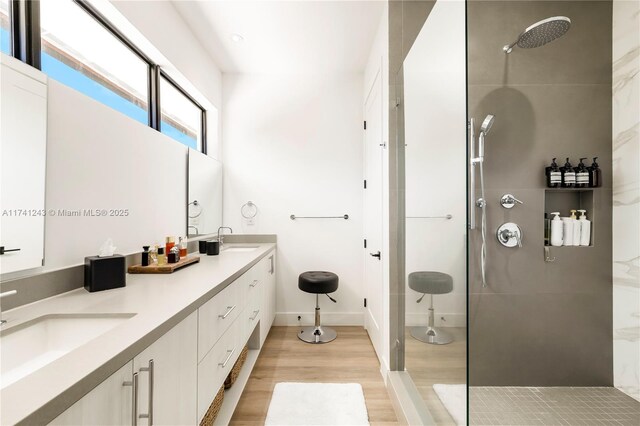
[217,227,233,246]
[0,289,17,325]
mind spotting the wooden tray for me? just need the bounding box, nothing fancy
[128,255,200,274]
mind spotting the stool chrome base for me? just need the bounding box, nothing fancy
[410,326,453,345]
[298,326,337,344]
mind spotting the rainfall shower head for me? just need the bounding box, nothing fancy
[480,115,495,135]
[503,16,571,54]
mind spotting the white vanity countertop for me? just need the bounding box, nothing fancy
[0,243,276,425]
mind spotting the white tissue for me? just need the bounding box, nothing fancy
[98,238,116,257]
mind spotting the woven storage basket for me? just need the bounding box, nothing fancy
[224,345,249,389]
[200,385,224,426]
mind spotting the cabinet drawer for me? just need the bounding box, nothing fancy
[197,319,241,422]
[198,281,241,362]
[242,292,261,344]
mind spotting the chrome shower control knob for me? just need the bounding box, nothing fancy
[497,223,523,248]
[500,194,524,209]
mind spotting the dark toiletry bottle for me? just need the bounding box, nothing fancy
[561,158,576,188]
[142,246,150,266]
[544,213,551,246]
[589,157,602,187]
[546,158,561,188]
[575,158,589,188]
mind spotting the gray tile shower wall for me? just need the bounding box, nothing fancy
[468,0,613,386]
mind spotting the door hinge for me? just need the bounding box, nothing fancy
[364,120,367,130]
[364,298,367,308]
[364,179,367,189]
[364,239,367,248]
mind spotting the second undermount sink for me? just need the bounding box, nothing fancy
[222,245,259,253]
[0,313,135,389]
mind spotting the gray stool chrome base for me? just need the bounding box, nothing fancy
[410,326,453,345]
[298,325,337,343]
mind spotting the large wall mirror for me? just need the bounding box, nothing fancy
[0,54,48,275]
[187,148,223,237]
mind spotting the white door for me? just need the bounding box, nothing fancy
[363,69,384,360]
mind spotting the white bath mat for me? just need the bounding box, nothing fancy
[265,382,370,425]
[433,384,467,426]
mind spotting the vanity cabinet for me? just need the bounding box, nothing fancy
[50,313,197,426]
[49,361,134,425]
[133,312,197,426]
[49,249,276,426]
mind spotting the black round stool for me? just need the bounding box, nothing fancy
[297,271,338,344]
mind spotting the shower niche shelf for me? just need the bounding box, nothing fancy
[544,189,595,247]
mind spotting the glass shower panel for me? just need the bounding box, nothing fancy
[403,0,468,423]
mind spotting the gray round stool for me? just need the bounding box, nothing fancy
[297,271,338,344]
[409,271,453,345]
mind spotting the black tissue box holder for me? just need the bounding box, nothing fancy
[84,255,126,292]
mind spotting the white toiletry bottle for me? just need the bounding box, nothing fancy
[578,209,591,246]
[570,210,581,246]
[562,216,574,246]
[550,212,563,247]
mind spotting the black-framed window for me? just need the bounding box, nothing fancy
[0,0,10,54]
[40,0,150,126]
[8,0,208,152]
[160,73,205,151]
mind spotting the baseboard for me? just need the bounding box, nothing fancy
[405,313,466,328]
[274,312,364,326]
[386,371,436,426]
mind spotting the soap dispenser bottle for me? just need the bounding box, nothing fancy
[578,210,591,246]
[588,157,602,187]
[570,210,581,246]
[561,158,576,188]
[575,158,589,188]
[550,212,563,247]
[546,158,561,188]
[562,215,574,246]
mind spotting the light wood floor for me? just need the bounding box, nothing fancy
[405,327,467,425]
[230,326,399,425]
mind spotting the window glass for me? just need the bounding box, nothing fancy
[160,76,202,150]
[1,0,10,55]
[40,0,148,124]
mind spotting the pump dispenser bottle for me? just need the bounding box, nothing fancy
[546,158,561,188]
[578,210,591,246]
[575,158,589,188]
[562,216,574,246]
[561,158,576,188]
[589,157,602,187]
[570,210,581,246]
[550,212,563,246]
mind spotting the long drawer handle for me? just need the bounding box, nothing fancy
[218,305,236,319]
[138,359,154,424]
[123,372,139,426]
[249,280,259,287]
[250,309,260,321]
[219,348,236,368]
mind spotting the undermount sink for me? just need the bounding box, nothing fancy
[222,245,259,253]
[0,313,135,389]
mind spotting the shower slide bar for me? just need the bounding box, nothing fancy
[290,214,349,220]
[406,215,453,220]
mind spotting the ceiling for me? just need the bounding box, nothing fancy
[171,0,385,74]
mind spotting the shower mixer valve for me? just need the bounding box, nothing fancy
[497,223,523,248]
[500,194,523,209]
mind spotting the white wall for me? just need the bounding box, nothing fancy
[45,80,187,268]
[612,0,640,402]
[363,4,390,370]
[403,0,467,327]
[222,72,365,326]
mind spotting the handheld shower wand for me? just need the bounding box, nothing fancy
[472,114,495,287]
